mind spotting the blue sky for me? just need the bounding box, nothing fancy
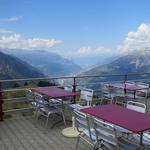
[1,0,150,67]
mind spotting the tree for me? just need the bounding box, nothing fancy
[37,81,56,87]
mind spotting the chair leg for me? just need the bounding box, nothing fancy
[114,97,117,104]
[35,108,39,120]
[61,111,66,126]
[46,115,50,126]
[100,98,103,105]
[93,141,98,150]
[75,136,80,150]
[33,107,37,118]
[93,140,102,150]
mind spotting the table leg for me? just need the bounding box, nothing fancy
[134,90,136,99]
[62,116,80,138]
[140,132,143,145]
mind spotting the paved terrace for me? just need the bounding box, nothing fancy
[0,117,90,150]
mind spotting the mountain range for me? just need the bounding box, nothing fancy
[81,50,150,88]
[0,51,44,80]
[1,47,150,87]
[0,48,82,76]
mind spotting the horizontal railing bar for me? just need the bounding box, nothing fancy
[75,72,150,79]
[0,72,150,83]
[2,88,27,92]
[2,85,62,92]
[4,107,34,115]
[2,78,150,93]
[3,97,27,103]
[0,76,75,83]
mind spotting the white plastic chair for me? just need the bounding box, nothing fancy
[48,86,73,106]
[135,82,149,99]
[69,88,94,110]
[101,84,116,104]
[74,110,97,150]
[127,101,146,113]
[64,86,73,92]
[67,88,94,130]
[124,81,138,99]
[115,101,146,136]
[125,81,135,85]
[133,132,150,148]
[126,101,149,147]
[63,86,73,103]
[93,118,142,150]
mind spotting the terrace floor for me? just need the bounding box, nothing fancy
[0,117,90,150]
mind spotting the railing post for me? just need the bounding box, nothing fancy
[0,82,4,121]
[72,76,76,104]
[124,74,127,83]
[124,74,127,94]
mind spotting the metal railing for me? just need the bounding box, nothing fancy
[1,72,150,121]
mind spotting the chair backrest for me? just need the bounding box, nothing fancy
[125,81,135,85]
[136,82,149,88]
[127,101,146,113]
[25,89,34,101]
[34,93,45,104]
[101,84,110,95]
[115,88,124,97]
[80,88,94,106]
[94,118,118,147]
[64,86,73,92]
[74,109,92,140]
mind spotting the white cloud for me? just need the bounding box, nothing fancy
[0,16,23,23]
[0,28,12,33]
[77,46,91,55]
[27,38,60,48]
[74,23,150,57]
[75,46,113,56]
[119,24,150,53]
[1,23,150,56]
[0,34,61,49]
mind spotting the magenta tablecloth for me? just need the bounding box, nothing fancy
[81,104,150,133]
[34,87,79,98]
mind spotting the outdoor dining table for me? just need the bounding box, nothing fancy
[34,86,78,100]
[81,104,150,145]
[34,86,80,137]
[108,82,148,99]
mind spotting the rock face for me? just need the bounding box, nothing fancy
[0,51,44,80]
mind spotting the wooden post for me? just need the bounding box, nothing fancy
[0,82,4,121]
[72,77,76,104]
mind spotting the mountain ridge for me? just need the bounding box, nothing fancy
[0,48,82,76]
[81,50,150,88]
[0,51,44,80]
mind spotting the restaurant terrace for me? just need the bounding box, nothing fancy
[0,73,150,150]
